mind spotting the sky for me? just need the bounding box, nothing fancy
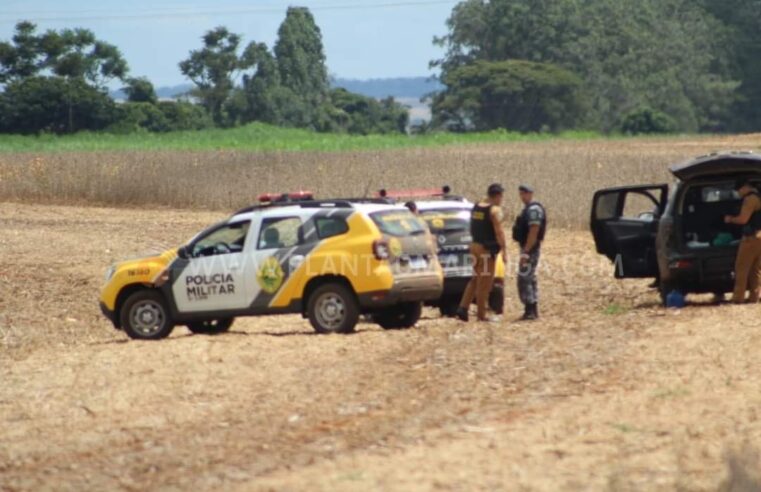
[0,0,457,87]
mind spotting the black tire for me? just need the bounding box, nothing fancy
[488,284,505,315]
[307,283,360,334]
[374,302,423,330]
[120,290,174,340]
[187,318,234,335]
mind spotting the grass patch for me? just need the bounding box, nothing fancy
[0,122,604,153]
[602,303,629,316]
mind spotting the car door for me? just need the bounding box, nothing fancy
[591,185,668,278]
[171,220,252,313]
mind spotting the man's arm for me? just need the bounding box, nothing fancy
[523,225,540,253]
[490,207,508,262]
[726,196,759,225]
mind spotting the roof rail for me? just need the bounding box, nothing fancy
[233,197,395,215]
[376,185,467,202]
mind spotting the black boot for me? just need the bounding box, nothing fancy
[455,306,469,322]
[521,303,538,321]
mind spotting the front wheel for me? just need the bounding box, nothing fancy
[307,283,360,334]
[187,318,234,335]
[374,302,422,330]
[120,290,174,340]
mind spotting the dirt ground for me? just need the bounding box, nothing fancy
[2,202,761,491]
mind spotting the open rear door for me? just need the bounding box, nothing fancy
[591,184,668,278]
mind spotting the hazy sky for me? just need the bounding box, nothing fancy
[0,0,457,87]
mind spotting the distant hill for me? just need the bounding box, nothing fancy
[331,77,443,99]
[111,77,442,101]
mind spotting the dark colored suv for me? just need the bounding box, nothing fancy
[591,152,761,302]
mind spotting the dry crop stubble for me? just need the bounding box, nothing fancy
[1,134,760,228]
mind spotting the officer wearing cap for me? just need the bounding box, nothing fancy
[456,183,508,322]
[725,178,761,303]
[513,184,546,320]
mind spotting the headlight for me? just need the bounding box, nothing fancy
[104,265,116,283]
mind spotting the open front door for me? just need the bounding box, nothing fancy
[591,184,668,278]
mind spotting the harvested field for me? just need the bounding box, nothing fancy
[1,133,761,228]
[2,202,761,490]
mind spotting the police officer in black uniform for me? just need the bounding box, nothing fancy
[513,184,546,320]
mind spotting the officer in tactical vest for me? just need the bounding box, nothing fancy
[513,184,546,320]
[725,178,761,303]
[456,183,508,323]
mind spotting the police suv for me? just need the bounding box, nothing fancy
[379,187,506,316]
[100,192,443,339]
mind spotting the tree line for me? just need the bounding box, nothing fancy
[431,0,761,134]
[0,7,408,136]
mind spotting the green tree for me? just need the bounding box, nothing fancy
[432,59,586,132]
[179,27,256,125]
[122,76,157,104]
[0,76,116,134]
[0,21,128,87]
[701,0,761,131]
[329,88,409,134]
[272,7,330,129]
[433,0,737,132]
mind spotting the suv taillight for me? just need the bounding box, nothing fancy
[373,239,390,260]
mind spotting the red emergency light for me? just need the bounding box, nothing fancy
[258,190,314,203]
[377,185,452,200]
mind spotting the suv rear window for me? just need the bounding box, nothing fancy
[370,210,426,236]
[420,209,470,232]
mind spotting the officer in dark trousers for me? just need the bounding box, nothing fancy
[456,183,508,323]
[513,184,546,320]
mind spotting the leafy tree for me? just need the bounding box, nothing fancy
[0,21,128,88]
[433,60,586,132]
[620,107,677,135]
[156,101,213,131]
[272,7,330,129]
[179,27,256,125]
[122,76,157,104]
[329,88,409,134]
[0,76,116,134]
[433,0,737,132]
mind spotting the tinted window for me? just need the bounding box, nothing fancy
[258,217,301,250]
[191,221,250,257]
[316,217,349,239]
[595,193,620,220]
[370,210,426,237]
[420,209,470,232]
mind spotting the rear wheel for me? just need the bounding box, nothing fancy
[374,302,422,330]
[307,283,359,334]
[120,290,174,340]
[187,318,234,335]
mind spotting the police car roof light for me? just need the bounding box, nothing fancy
[258,191,314,203]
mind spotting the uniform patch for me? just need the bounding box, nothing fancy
[257,256,285,294]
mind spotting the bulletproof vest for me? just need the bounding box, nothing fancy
[744,192,761,236]
[512,202,547,247]
[470,203,498,248]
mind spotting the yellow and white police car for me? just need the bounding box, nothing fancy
[100,192,443,339]
[379,187,506,316]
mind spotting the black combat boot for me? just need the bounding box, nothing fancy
[455,306,469,322]
[521,303,538,321]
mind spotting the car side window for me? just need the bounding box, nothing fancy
[315,217,349,239]
[258,217,302,250]
[191,221,250,258]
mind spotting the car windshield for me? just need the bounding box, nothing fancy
[370,210,427,237]
[420,208,470,233]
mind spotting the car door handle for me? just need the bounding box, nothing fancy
[229,261,241,270]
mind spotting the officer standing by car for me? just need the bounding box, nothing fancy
[725,178,761,303]
[456,183,508,323]
[513,184,546,320]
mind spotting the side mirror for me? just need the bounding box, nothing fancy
[177,245,190,259]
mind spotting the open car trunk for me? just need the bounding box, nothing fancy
[678,181,744,251]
